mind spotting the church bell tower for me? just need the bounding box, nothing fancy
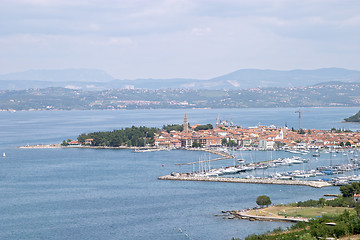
[183,113,189,133]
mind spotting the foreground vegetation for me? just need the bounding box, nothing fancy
[246,205,354,219]
[238,210,360,240]
[233,187,360,240]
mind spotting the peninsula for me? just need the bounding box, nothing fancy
[61,114,360,150]
[230,186,360,239]
[22,114,360,188]
[345,110,360,122]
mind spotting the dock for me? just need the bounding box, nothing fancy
[158,175,332,188]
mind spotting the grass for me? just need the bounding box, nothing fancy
[246,206,354,219]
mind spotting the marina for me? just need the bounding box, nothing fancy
[1,108,359,240]
[161,147,360,187]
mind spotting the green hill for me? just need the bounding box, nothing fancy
[344,110,360,122]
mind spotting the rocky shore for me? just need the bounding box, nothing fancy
[220,208,309,223]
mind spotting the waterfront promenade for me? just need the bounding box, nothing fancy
[158,174,332,188]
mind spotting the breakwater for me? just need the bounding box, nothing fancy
[158,175,332,188]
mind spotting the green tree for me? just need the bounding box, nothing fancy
[194,123,213,131]
[340,182,360,197]
[256,195,271,208]
[298,233,316,240]
[192,142,201,148]
[355,203,360,216]
[318,198,326,208]
[228,139,237,147]
[221,138,228,146]
[162,124,183,132]
[61,140,69,146]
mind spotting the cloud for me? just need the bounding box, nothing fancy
[191,27,212,36]
[109,37,133,45]
[0,0,359,79]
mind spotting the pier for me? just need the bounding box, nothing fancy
[158,175,332,188]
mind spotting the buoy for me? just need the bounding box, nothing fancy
[162,164,164,167]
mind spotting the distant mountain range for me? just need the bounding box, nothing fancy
[1,67,360,90]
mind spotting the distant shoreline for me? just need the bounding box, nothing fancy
[2,106,360,113]
[341,121,360,124]
[18,144,155,150]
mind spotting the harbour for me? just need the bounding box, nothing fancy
[0,108,358,240]
[161,146,360,187]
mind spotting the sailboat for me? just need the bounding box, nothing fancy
[2,152,6,158]
[236,148,246,163]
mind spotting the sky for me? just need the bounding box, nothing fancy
[0,0,359,79]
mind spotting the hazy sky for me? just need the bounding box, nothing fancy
[1,0,359,79]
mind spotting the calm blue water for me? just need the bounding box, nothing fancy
[0,108,359,240]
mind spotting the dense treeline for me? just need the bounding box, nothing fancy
[162,124,183,133]
[77,126,158,147]
[194,124,213,131]
[288,196,358,208]
[340,182,360,197]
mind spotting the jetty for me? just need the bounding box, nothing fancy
[158,174,332,188]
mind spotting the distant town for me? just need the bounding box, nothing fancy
[62,113,360,151]
[152,114,360,151]
[1,81,360,111]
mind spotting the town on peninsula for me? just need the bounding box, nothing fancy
[24,113,360,188]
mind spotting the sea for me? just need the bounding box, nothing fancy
[0,107,359,240]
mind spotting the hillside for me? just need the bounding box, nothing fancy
[344,111,360,122]
[1,82,360,111]
[1,68,360,90]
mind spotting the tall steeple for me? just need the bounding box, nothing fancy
[183,113,189,133]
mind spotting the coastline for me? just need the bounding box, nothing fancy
[222,205,352,223]
[1,106,360,113]
[222,207,309,223]
[341,121,360,124]
[18,144,156,150]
